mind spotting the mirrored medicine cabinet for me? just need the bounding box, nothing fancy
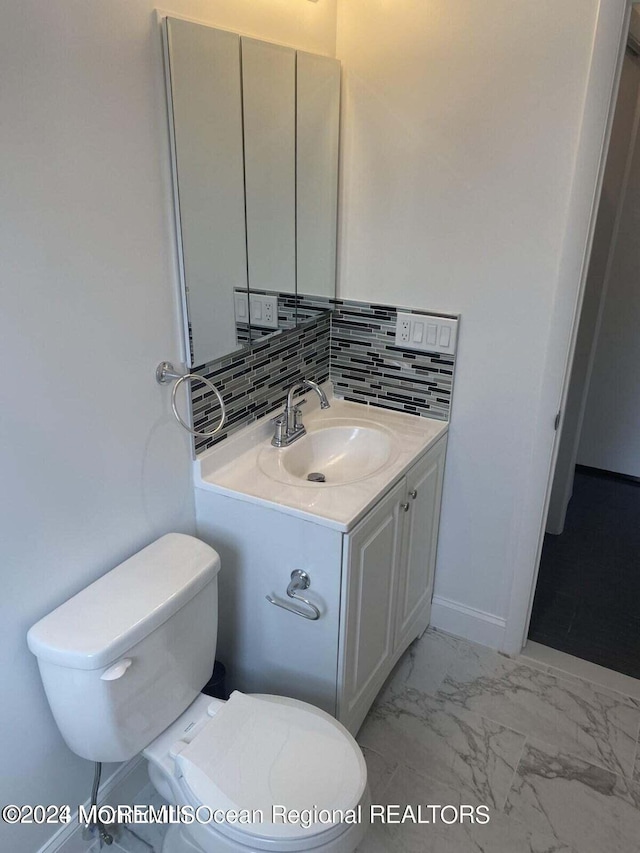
[163,16,341,367]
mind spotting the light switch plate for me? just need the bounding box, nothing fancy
[394,312,458,355]
[234,291,249,323]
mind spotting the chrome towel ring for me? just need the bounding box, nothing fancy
[156,361,226,438]
[266,570,321,621]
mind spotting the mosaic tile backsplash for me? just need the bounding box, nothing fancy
[192,312,330,455]
[325,298,454,421]
[191,296,458,455]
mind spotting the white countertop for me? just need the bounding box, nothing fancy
[194,388,448,532]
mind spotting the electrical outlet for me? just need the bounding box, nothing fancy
[263,297,276,327]
[399,317,410,342]
[248,294,279,330]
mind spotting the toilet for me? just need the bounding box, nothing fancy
[27,533,369,853]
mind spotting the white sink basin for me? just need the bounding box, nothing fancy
[196,393,449,529]
[258,420,394,486]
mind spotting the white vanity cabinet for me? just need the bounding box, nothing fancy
[337,437,446,733]
[195,492,344,715]
[194,433,447,734]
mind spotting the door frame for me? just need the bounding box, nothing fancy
[501,0,632,655]
[547,40,640,536]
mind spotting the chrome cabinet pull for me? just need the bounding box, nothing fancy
[401,502,410,512]
[409,489,418,500]
[266,570,320,621]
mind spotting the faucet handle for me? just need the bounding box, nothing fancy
[293,405,305,430]
[271,414,287,447]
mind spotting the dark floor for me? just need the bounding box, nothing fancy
[529,466,640,679]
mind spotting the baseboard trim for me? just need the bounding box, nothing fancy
[38,756,148,853]
[430,595,506,649]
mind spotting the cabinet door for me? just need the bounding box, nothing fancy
[337,481,404,734]
[395,437,447,651]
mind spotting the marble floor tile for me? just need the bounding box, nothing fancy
[117,632,640,853]
[358,684,526,810]
[360,744,400,801]
[88,826,157,853]
[448,813,577,853]
[522,641,640,701]
[378,629,465,702]
[432,640,640,778]
[125,783,167,851]
[358,763,575,853]
[506,740,640,853]
[122,823,165,852]
[359,814,577,853]
[357,763,474,853]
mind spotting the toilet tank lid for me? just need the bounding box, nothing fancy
[27,534,220,671]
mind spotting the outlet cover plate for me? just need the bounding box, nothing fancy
[394,312,458,355]
[234,293,279,330]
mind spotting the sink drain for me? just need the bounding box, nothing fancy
[307,472,326,483]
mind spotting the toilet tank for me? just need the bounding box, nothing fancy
[27,533,221,763]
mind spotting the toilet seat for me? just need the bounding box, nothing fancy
[173,692,367,845]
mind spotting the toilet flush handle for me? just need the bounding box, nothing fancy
[100,658,132,681]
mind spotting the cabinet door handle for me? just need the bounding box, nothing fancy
[409,489,418,500]
[401,502,410,512]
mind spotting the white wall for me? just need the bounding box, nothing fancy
[578,51,640,476]
[335,0,626,646]
[0,2,336,852]
[1,2,628,847]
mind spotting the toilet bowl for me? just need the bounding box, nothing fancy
[143,692,369,853]
[27,534,369,853]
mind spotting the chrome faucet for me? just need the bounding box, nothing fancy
[271,379,330,447]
